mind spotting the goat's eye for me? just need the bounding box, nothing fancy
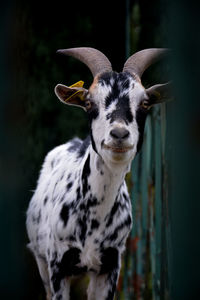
[85,100,92,110]
[141,100,150,109]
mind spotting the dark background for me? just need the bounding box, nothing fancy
[1,0,200,299]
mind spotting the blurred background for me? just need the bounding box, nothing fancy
[1,0,200,299]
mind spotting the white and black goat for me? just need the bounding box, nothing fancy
[26,47,169,300]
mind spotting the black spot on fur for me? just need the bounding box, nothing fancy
[125,215,132,226]
[79,203,86,211]
[107,93,133,124]
[88,105,99,121]
[106,112,112,120]
[51,159,55,169]
[108,230,118,241]
[50,252,58,268]
[76,186,81,202]
[69,235,76,242]
[99,72,133,123]
[101,139,105,148]
[98,71,114,86]
[51,248,87,293]
[36,210,41,224]
[122,76,132,89]
[68,138,82,153]
[105,201,120,227]
[100,247,119,274]
[119,72,132,82]
[66,181,73,191]
[60,204,69,227]
[82,154,91,197]
[90,131,98,154]
[105,269,119,300]
[87,196,98,208]
[78,216,87,246]
[67,173,72,180]
[122,192,129,202]
[99,71,131,108]
[106,288,115,300]
[103,215,132,245]
[43,197,48,206]
[135,106,148,152]
[105,82,120,108]
[61,248,87,276]
[78,136,90,157]
[91,219,100,230]
[51,272,60,293]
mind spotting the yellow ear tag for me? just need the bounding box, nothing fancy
[65,81,85,103]
[69,80,84,88]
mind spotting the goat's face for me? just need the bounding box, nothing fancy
[87,72,148,165]
[55,47,171,165]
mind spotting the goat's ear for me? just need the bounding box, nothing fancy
[146,82,173,105]
[55,84,88,110]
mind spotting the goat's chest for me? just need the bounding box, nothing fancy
[52,196,132,272]
[54,196,131,243]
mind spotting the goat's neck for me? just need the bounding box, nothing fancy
[88,146,131,215]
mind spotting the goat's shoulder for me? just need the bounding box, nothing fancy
[26,137,91,250]
[39,136,90,175]
[30,136,91,206]
[49,135,90,160]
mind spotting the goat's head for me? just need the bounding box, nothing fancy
[55,47,170,165]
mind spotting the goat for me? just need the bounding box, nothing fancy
[26,47,170,300]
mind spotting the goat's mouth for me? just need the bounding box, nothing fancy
[103,143,134,153]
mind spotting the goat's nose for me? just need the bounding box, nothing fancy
[110,128,130,140]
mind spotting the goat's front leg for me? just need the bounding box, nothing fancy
[87,247,121,300]
[88,269,120,300]
[35,255,52,300]
[48,262,70,300]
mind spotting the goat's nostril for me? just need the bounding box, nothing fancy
[110,128,130,140]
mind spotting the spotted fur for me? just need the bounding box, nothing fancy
[26,71,150,300]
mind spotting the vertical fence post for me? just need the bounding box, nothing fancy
[154,107,162,299]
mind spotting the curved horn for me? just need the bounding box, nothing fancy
[57,47,112,77]
[123,48,169,79]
